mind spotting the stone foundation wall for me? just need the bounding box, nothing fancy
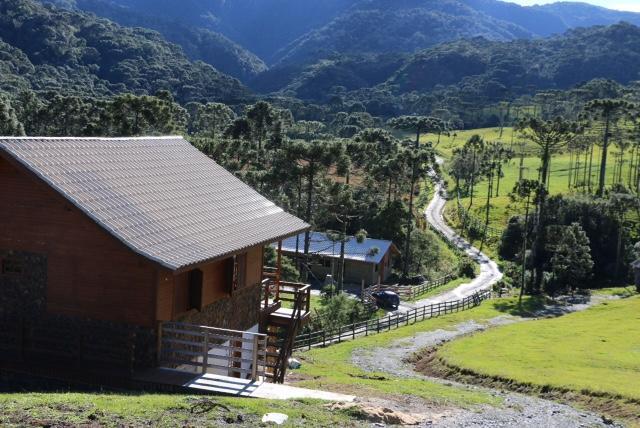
[176,282,262,331]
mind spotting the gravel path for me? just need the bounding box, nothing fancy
[351,310,621,427]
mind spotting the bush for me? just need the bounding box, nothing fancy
[458,257,476,278]
[310,294,373,334]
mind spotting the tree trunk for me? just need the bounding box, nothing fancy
[598,117,611,197]
[304,163,316,256]
[403,162,417,276]
[519,196,530,306]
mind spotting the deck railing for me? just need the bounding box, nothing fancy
[261,277,311,315]
[157,322,268,381]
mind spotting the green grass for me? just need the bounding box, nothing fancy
[410,277,468,302]
[439,296,640,401]
[0,393,359,427]
[291,296,545,406]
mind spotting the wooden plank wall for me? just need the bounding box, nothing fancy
[0,156,159,327]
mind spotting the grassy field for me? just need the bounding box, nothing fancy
[410,277,468,302]
[439,295,640,402]
[291,296,546,405]
[0,393,359,427]
[426,127,638,231]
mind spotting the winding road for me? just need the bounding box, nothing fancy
[398,162,502,311]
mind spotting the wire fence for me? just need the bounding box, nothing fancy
[293,289,492,350]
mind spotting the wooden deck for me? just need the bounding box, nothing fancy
[134,368,355,401]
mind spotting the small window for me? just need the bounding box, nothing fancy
[374,264,379,273]
[2,257,23,275]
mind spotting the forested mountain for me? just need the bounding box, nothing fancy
[61,0,357,63]
[0,0,250,103]
[257,22,640,109]
[43,0,268,82]
[56,0,640,67]
[272,0,532,66]
[534,2,640,29]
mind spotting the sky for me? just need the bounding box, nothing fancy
[505,0,640,12]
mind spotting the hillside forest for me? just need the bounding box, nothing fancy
[0,0,639,299]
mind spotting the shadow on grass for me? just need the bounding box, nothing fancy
[490,296,549,318]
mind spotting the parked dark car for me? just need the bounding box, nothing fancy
[371,291,400,310]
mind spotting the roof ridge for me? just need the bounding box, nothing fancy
[0,135,183,140]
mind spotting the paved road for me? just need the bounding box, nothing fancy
[399,162,502,311]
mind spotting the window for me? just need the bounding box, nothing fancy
[374,264,379,273]
[188,269,203,311]
[1,257,23,275]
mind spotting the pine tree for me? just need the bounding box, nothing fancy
[550,223,594,294]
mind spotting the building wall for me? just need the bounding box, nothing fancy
[0,155,159,328]
[156,245,264,331]
[283,250,390,287]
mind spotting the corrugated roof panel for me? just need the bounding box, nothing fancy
[279,231,394,264]
[0,136,309,270]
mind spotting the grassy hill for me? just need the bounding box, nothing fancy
[439,295,640,406]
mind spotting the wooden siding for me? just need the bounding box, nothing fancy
[162,245,265,320]
[1,154,268,329]
[0,155,159,327]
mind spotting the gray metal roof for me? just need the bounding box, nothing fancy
[278,231,396,264]
[0,136,309,271]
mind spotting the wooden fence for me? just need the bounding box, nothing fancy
[362,271,457,302]
[293,289,492,350]
[455,196,503,239]
[158,322,268,381]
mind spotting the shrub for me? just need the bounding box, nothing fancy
[458,257,476,278]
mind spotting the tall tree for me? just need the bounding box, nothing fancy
[584,99,634,197]
[516,117,581,290]
[400,145,435,276]
[388,116,444,148]
[549,223,594,295]
[0,95,25,136]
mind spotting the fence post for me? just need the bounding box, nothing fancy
[323,331,326,347]
[377,318,380,333]
[156,321,163,366]
[202,331,209,375]
[251,335,259,381]
[352,323,356,340]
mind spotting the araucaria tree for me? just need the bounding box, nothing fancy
[583,99,634,197]
[516,117,581,290]
[388,116,444,148]
[400,145,435,276]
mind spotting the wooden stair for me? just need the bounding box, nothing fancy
[260,278,311,383]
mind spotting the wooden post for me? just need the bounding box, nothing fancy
[202,331,209,374]
[156,321,163,366]
[251,335,259,381]
[276,241,282,288]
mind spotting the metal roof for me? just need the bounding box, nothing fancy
[0,136,310,271]
[278,231,395,265]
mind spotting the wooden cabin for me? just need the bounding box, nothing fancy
[279,232,399,287]
[0,136,309,385]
